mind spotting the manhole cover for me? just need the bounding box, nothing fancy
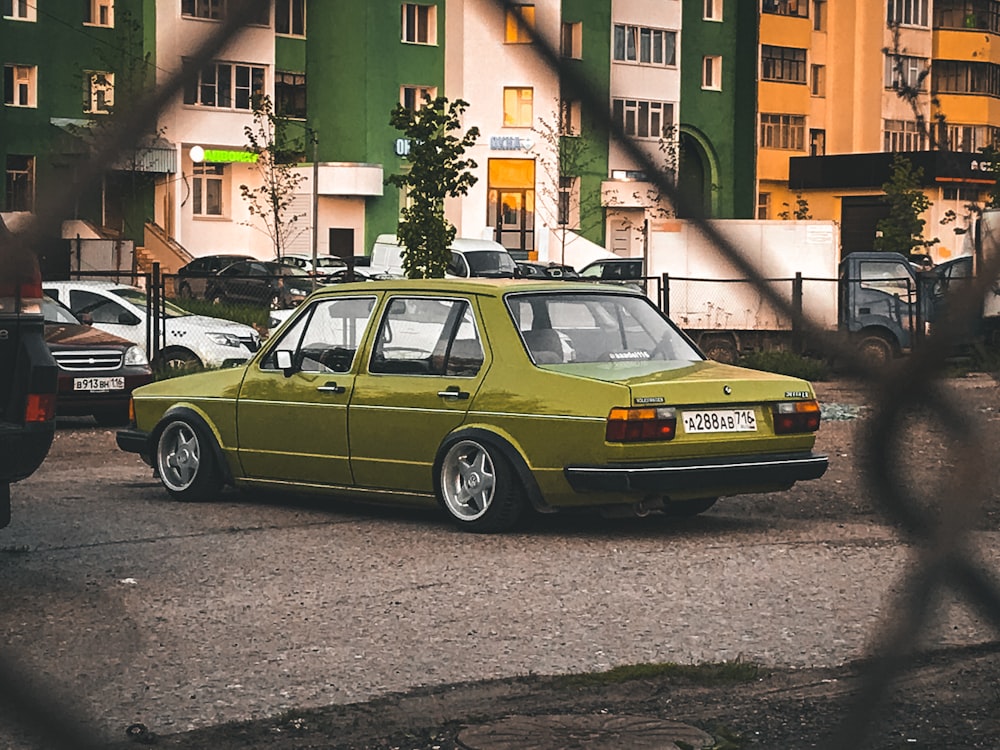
[456,713,714,749]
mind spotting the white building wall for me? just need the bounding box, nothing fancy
[445,0,562,253]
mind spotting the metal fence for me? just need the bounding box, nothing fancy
[4,0,1000,748]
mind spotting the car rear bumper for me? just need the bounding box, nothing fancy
[564,451,829,494]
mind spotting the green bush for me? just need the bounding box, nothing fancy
[739,350,830,381]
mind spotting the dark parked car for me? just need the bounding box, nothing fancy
[42,295,154,426]
[205,260,313,309]
[176,254,255,299]
[516,261,580,280]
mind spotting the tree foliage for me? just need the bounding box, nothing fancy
[387,97,479,278]
[874,154,938,255]
[239,95,305,259]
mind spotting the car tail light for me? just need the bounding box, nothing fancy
[25,393,56,423]
[772,400,821,434]
[0,271,43,315]
[606,407,677,442]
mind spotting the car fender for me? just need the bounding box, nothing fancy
[151,405,235,485]
[434,426,552,513]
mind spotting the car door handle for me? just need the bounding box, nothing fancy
[438,385,470,400]
[317,382,346,394]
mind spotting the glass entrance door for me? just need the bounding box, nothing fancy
[487,158,535,258]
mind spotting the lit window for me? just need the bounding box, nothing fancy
[3,64,36,108]
[2,0,35,21]
[86,0,114,27]
[503,87,534,127]
[85,71,115,114]
[402,3,436,45]
[702,56,722,90]
[505,5,535,43]
[401,86,437,111]
[276,0,305,36]
[193,163,224,217]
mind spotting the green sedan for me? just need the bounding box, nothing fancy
[117,278,827,533]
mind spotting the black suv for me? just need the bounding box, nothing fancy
[0,220,58,527]
[176,253,254,299]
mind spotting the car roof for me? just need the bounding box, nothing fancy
[308,277,639,298]
[43,279,138,292]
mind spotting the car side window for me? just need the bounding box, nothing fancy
[370,297,483,376]
[261,296,376,373]
[69,289,132,325]
[447,252,469,277]
[579,264,603,279]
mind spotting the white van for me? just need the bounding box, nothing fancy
[369,235,518,278]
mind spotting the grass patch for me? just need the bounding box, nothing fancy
[739,350,830,381]
[554,659,763,689]
[170,297,271,331]
[939,342,1000,377]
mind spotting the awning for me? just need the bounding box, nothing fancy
[49,118,177,174]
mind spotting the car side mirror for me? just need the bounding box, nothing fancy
[275,349,295,376]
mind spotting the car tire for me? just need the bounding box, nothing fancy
[661,497,717,517]
[857,332,895,367]
[436,437,525,533]
[154,418,223,502]
[156,347,201,373]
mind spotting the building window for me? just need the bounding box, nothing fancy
[704,0,723,21]
[5,155,33,212]
[561,21,582,58]
[401,85,437,111]
[401,3,436,44]
[884,54,927,90]
[613,24,677,66]
[757,192,770,220]
[946,124,1000,152]
[762,0,808,18]
[612,98,675,140]
[86,0,114,27]
[935,0,1000,32]
[276,0,305,36]
[933,60,1000,97]
[887,0,929,26]
[183,62,265,110]
[275,71,306,119]
[760,113,806,150]
[2,0,35,21]
[193,163,224,217]
[883,119,927,151]
[813,0,826,29]
[560,99,581,135]
[503,87,533,127]
[761,45,807,84]
[702,56,722,90]
[182,0,224,20]
[505,4,535,43]
[558,175,580,228]
[810,64,826,96]
[943,186,982,201]
[810,129,826,156]
[85,71,114,114]
[3,64,36,107]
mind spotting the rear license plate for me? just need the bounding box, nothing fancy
[73,377,125,393]
[682,409,757,433]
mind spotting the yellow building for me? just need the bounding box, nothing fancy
[759,0,997,261]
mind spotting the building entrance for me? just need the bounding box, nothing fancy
[487,158,534,258]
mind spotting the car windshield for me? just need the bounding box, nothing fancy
[466,251,518,276]
[41,295,81,325]
[506,291,701,365]
[112,287,189,318]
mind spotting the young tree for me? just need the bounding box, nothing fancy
[874,153,938,255]
[778,194,813,220]
[387,96,479,278]
[239,95,306,259]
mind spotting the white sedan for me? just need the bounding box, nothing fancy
[43,280,261,371]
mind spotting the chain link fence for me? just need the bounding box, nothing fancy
[3,0,1000,747]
